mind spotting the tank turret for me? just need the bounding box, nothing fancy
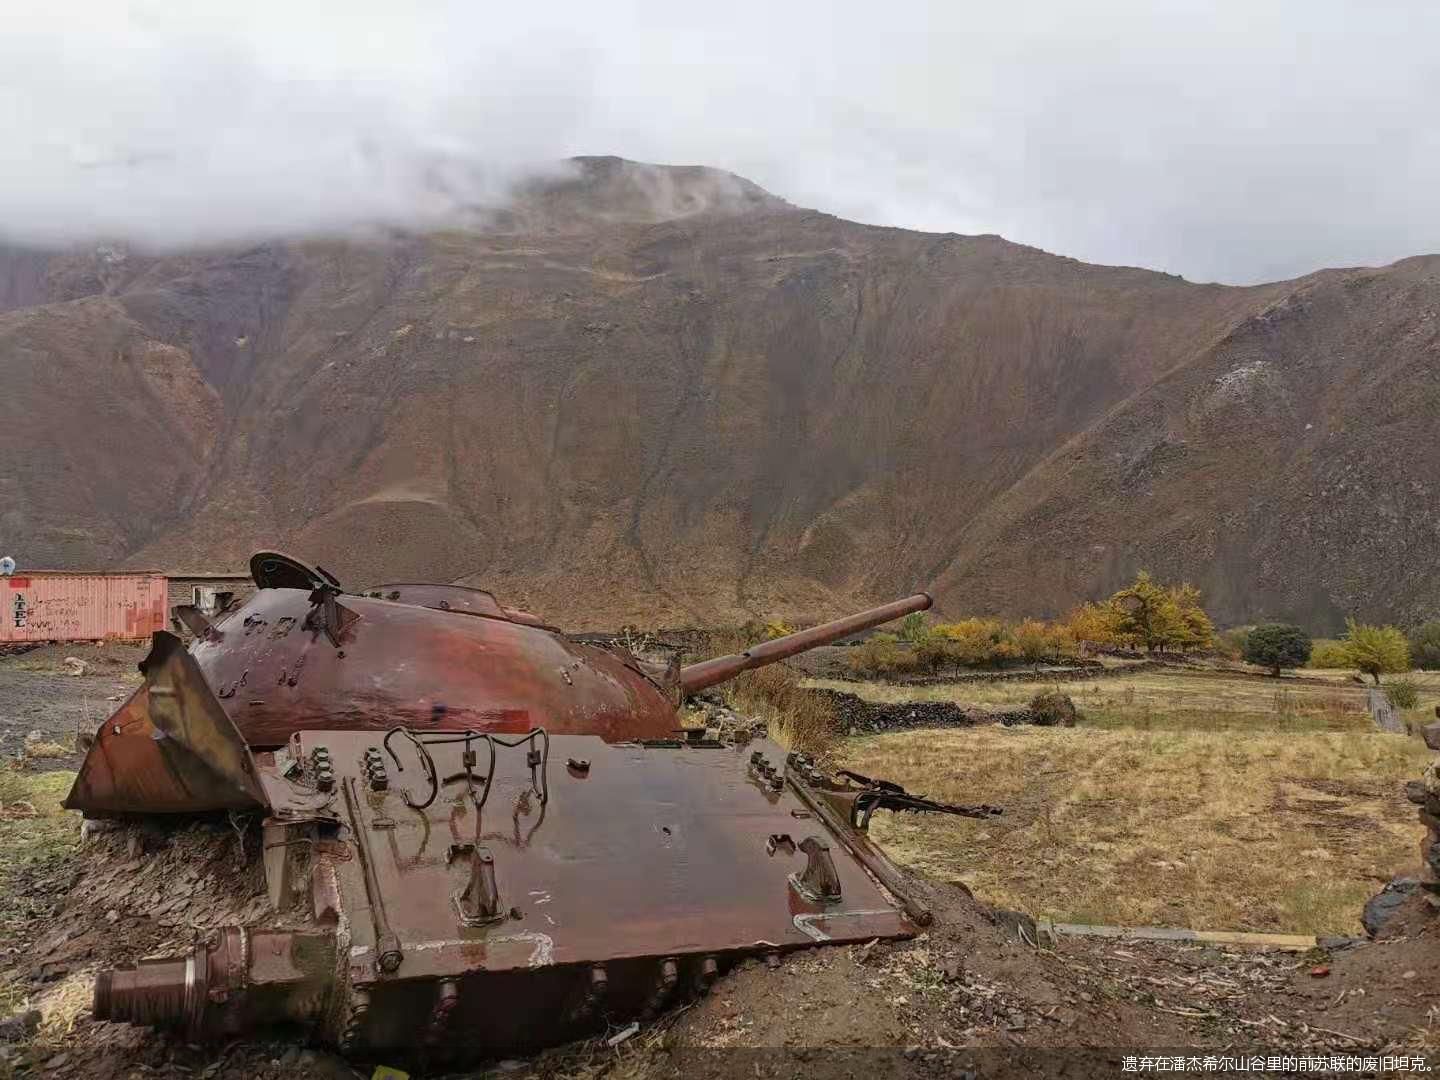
[67,554,932,814]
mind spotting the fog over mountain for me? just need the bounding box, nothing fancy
[3,1,1437,283]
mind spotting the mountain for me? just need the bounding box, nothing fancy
[1,156,1436,630]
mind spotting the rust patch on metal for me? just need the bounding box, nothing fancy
[64,633,270,816]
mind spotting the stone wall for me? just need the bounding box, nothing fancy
[165,576,255,616]
[1409,715,1440,905]
[786,648,1162,686]
[804,687,1072,735]
[164,576,256,637]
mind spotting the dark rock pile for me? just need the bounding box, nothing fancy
[686,687,1083,737]
[807,687,1036,735]
[1362,876,1419,937]
[785,648,1124,685]
[1028,691,1081,727]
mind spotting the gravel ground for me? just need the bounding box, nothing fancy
[0,644,144,766]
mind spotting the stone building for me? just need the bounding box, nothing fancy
[164,571,255,630]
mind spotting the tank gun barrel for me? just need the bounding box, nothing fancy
[678,592,933,695]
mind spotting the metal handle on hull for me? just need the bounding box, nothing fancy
[677,592,933,695]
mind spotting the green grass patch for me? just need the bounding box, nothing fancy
[0,767,79,1077]
[0,766,80,935]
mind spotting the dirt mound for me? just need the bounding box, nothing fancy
[586,872,1440,1078]
[1,818,352,1078]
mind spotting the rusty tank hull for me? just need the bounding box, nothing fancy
[93,727,924,1057]
[64,554,969,1059]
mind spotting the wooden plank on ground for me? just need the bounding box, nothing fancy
[1036,916,1317,951]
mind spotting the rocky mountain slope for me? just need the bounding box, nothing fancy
[1,157,1435,629]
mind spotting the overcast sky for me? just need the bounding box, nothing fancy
[2,0,1436,284]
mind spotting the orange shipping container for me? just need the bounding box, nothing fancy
[0,572,168,643]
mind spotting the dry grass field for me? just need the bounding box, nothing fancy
[832,667,1437,935]
[810,668,1440,733]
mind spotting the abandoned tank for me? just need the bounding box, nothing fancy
[64,553,992,1061]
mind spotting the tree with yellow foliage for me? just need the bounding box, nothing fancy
[1110,571,1178,651]
[1108,572,1215,653]
[1168,583,1215,651]
[1012,618,1075,664]
[1342,619,1411,684]
[932,618,1007,666]
[1065,602,1124,646]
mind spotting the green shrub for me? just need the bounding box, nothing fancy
[898,612,931,644]
[1308,639,1351,668]
[1243,623,1312,676]
[1386,677,1420,710]
[1409,621,1440,670]
[1217,626,1252,661]
[847,633,916,676]
[1343,620,1411,685]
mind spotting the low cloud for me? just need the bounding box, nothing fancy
[2,0,1436,283]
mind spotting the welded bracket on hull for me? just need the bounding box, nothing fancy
[64,631,271,816]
